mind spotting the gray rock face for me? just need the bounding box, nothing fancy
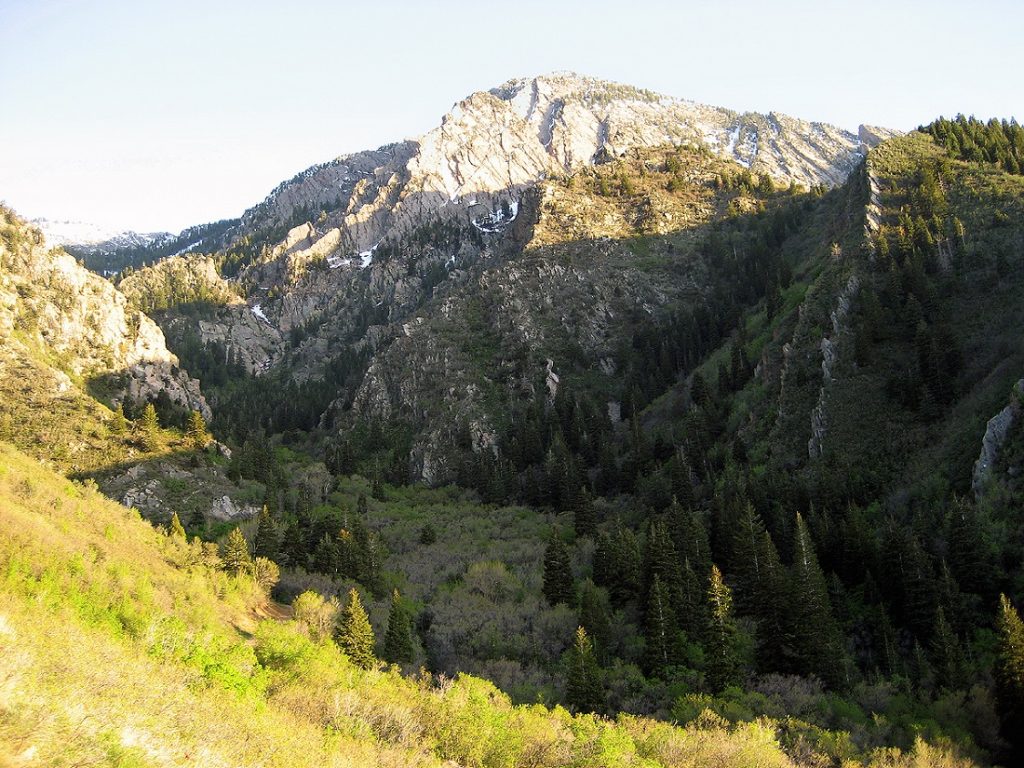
[183,73,895,389]
[808,274,860,458]
[973,379,1024,496]
[0,212,210,418]
[232,72,887,275]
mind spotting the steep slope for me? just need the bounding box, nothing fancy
[0,206,208,420]
[137,73,890,388]
[0,440,980,767]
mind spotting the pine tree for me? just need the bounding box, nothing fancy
[789,513,843,686]
[930,606,965,690]
[168,511,186,539]
[705,564,740,691]
[110,403,128,435]
[139,402,160,451]
[220,527,252,575]
[577,580,613,661]
[253,506,279,560]
[281,519,307,569]
[644,574,678,677]
[730,503,767,615]
[996,594,1024,756]
[643,519,683,610]
[565,626,603,713]
[573,487,598,538]
[382,589,414,664]
[543,534,574,606]
[336,587,377,669]
[185,409,210,451]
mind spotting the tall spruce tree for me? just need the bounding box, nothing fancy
[383,589,414,664]
[996,594,1024,757]
[573,487,599,538]
[543,533,575,606]
[644,574,678,677]
[577,580,613,662]
[930,606,965,691]
[253,506,279,560]
[754,530,790,672]
[139,402,160,451]
[336,587,377,669]
[705,564,740,691]
[789,513,843,686]
[565,626,603,713]
[643,519,683,610]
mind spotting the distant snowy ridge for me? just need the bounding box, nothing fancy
[32,218,173,254]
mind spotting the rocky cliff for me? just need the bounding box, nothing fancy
[153,74,894,387]
[0,206,209,418]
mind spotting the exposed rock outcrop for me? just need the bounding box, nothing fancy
[0,208,209,418]
[973,379,1024,496]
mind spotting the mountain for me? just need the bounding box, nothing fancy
[122,73,897,448]
[0,207,208,422]
[5,70,1024,766]
[33,216,240,275]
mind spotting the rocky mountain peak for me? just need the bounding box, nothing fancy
[226,72,891,278]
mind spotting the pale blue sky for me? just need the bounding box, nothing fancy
[1,0,1021,232]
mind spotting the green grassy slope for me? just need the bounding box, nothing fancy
[0,440,975,767]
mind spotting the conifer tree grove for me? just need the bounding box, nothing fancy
[565,626,603,713]
[383,589,414,664]
[336,587,377,670]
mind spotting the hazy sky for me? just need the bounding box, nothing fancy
[1,0,1021,232]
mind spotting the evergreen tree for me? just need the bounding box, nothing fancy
[110,403,128,435]
[577,580,613,662]
[382,589,414,664]
[644,574,678,677]
[168,511,186,539]
[730,503,767,614]
[220,527,252,576]
[281,519,307,569]
[705,564,740,691]
[253,506,279,560]
[543,534,574,606]
[789,513,843,686]
[996,594,1024,757]
[185,409,210,451]
[754,531,790,672]
[930,606,965,690]
[139,402,160,451]
[565,626,603,713]
[643,519,683,610]
[336,587,377,669]
[678,557,707,638]
[312,532,339,575]
[573,487,598,538]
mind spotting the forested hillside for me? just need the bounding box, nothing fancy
[91,122,1024,765]
[4,99,1024,766]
